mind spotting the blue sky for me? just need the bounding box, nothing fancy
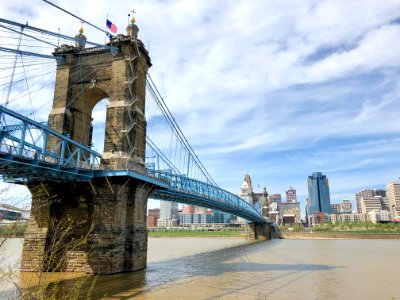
[1,0,400,214]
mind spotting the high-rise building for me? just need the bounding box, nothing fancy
[147,208,160,227]
[359,195,389,214]
[213,210,232,224]
[386,182,400,218]
[355,189,386,213]
[307,172,331,214]
[240,174,254,204]
[268,194,282,204]
[331,204,340,214]
[340,199,352,213]
[330,199,353,214]
[286,187,297,203]
[278,202,301,224]
[158,200,178,226]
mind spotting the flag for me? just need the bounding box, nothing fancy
[106,32,114,39]
[106,19,117,33]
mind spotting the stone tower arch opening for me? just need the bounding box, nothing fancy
[90,97,109,154]
[70,86,109,151]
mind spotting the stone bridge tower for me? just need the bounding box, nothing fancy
[21,20,154,274]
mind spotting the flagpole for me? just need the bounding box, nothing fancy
[105,13,108,44]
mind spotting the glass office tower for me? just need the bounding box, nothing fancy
[307,172,331,214]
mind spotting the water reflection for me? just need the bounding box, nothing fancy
[5,238,400,299]
[19,239,337,299]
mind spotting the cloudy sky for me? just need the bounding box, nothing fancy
[1,0,400,214]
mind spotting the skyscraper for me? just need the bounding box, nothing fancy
[286,187,297,203]
[307,172,331,214]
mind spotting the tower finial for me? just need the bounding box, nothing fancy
[126,8,139,38]
[79,20,84,34]
[130,9,136,24]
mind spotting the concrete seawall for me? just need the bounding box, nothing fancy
[282,232,400,240]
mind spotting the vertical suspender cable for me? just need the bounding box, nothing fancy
[5,25,24,106]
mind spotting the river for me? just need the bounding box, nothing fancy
[0,237,399,299]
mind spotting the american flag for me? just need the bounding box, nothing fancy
[106,19,117,33]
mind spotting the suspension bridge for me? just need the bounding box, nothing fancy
[0,9,270,274]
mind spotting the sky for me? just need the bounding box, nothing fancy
[1,0,400,214]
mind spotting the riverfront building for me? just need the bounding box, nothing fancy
[307,172,332,215]
[368,210,391,223]
[355,189,386,213]
[329,213,368,223]
[278,202,301,224]
[331,199,352,214]
[147,208,160,227]
[386,182,400,218]
[359,195,390,214]
[179,213,213,225]
[179,205,215,225]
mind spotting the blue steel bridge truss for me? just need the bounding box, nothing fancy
[0,105,265,222]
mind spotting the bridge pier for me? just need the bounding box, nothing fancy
[246,222,272,240]
[21,179,153,274]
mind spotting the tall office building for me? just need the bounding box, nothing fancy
[355,189,386,213]
[386,183,400,217]
[307,172,331,214]
[286,187,297,203]
[158,200,179,226]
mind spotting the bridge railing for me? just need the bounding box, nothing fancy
[147,168,264,222]
[0,105,101,170]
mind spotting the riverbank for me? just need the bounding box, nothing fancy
[282,232,400,239]
[148,230,246,237]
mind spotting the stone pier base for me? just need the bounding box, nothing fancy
[246,222,272,240]
[20,178,153,274]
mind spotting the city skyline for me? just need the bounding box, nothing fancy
[1,1,400,215]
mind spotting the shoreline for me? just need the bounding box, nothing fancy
[2,232,400,240]
[282,232,400,240]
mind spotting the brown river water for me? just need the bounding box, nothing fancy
[1,237,399,299]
